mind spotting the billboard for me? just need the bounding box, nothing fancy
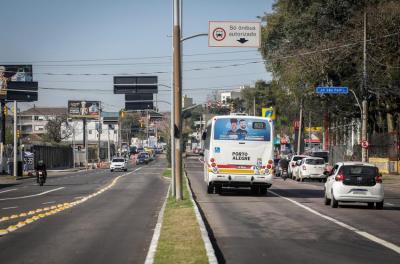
[68,101,100,119]
[213,118,271,141]
[0,65,33,99]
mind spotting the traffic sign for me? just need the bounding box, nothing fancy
[361,140,369,149]
[6,81,38,102]
[208,21,261,48]
[125,93,153,101]
[114,76,158,94]
[125,101,154,111]
[315,86,349,94]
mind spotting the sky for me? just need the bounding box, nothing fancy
[0,0,274,112]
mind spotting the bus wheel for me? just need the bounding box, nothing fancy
[207,184,213,194]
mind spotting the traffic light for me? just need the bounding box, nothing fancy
[16,129,20,138]
[3,105,7,115]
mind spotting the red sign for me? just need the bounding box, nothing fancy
[361,140,369,149]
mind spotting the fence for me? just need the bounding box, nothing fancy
[32,145,73,169]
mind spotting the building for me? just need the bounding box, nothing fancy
[19,107,68,140]
[182,95,194,108]
[220,91,242,106]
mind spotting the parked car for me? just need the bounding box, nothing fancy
[294,157,326,182]
[288,155,307,178]
[110,157,128,172]
[324,162,384,209]
[136,152,150,164]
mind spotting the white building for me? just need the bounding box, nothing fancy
[220,91,242,105]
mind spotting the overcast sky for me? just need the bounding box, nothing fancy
[0,0,274,112]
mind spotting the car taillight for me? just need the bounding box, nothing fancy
[302,165,306,170]
[335,171,345,181]
[375,175,382,183]
[267,164,272,169]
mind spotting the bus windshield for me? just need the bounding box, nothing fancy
[213,118,271,141]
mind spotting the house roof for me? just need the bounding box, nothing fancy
[20,107,68,116]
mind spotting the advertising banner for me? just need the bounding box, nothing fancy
[68,101,100,119]
[213,118,271,141]
[0,65,33,98]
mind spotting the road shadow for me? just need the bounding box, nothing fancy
[218,188,268,197]
[334,203,400,211]
[0,183,20,190]
[270,188,324,199]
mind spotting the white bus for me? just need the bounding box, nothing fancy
[202,115,274,195]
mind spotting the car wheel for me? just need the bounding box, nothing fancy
[124,169,128,172]
[324,191,331,205]
[376,201,384,210]
[331,191,338,208]
[110,169,114,172]
[367,202,374,209]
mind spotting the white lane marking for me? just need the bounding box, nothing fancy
[385,202,395,206]
[144,185,170,264]
[42,201,56,205]
[0,187,65,201]
[0,189,17,194]
[134,167,143,172]
[269,190,400,255]
[2,206,18,210]
[74,196,84,200]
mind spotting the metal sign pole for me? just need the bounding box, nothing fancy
[13,100,17,177]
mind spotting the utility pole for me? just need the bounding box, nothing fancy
[13,101,17,177]
[107,125,111,162]
[173,0,183,200]
[361,10,368,162]
[253,96,256,116]
[0,101,5,174]
[308,111,311,151]
[297,98,303,155]
[83,118,88,169]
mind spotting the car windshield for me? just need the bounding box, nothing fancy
[292,156,304,162]
[305,159,325,165]
[112,159,124,162]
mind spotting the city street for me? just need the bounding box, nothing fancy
[0,157,169,264]
[185,157,400,264]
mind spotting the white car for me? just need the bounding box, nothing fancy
[110,157,128,172]
[288,155,307,179]
[294,157,326,182]
[324,162,384,209]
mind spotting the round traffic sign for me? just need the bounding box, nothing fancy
[361,140,369,149]
[212,27,226,41]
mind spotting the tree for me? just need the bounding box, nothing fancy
[44,115,72,143]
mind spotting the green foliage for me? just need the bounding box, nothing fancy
[260,0,400,134]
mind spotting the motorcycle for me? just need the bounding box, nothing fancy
[37,170,46,186]
[281,168,288,181]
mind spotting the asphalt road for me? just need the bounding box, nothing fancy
[185,156,400,264]
[0,156,169,264]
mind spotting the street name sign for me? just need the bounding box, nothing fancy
[208,21,261,48]
[315,86,349,94]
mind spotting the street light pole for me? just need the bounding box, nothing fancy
[173,0,183,200]
[361,10,368,162]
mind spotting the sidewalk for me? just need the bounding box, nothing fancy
[383,174,400,192]
[0,167,96,185]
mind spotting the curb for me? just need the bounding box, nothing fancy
[184,170,218,264]
[144,185,170,264]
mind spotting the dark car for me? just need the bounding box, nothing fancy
[136,152,150,164]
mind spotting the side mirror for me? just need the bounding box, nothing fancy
[201,131,207,141]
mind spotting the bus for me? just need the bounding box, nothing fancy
[202,115,274,195]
